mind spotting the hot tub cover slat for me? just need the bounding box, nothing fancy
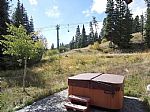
[92,74,124,84]
[68,73,102,81]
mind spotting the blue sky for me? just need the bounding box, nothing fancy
[11,0,146,48]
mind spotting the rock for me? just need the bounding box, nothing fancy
[146,84,150,93]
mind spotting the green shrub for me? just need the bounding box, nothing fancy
[47,49,59,56]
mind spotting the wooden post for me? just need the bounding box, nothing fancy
[23,57,27,92]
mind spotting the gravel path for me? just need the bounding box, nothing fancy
[17,89,147,112]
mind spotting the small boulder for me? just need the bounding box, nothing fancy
[146,84,150,93]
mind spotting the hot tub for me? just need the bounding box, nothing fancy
[68,73,101,98]
[68,73,124,109]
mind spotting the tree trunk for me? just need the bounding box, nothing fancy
[23,57,27,92]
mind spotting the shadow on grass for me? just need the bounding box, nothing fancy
[118,43,147,53]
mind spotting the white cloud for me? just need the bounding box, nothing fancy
[91,0,107,14]
[45,6,60,18]
[82,0,107,17]
[82,10,91,17]
[28,0,38,6]
[129,0,146,18]
[83,0,146,18]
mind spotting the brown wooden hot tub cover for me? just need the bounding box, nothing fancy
[68,73,125,109]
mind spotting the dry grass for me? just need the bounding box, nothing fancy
[131,32,143,43]
[0,49,150,112]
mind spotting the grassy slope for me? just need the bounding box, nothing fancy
[0,33,150,112]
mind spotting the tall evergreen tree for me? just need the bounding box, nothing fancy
[132,15,141,33]
[145,0,150,8]
[12,0,34,35]
[69,36,75,50]
[75,25,81,48]
[105,0,114,40]
[98,35,102,43]
[88,21,94,45]
[121,7,133,47]
[94,31,99,42]
[100,18,107,38]
[29,16,34,33]
[105,0,133,48]
[145,0,150,47]
[12,0,23,27]
[29,16,36,40]
[145,7,150,47]
[51,43,54,49]
[0,0,9,35]
[92,16,98,32]
[0,0,10,68]
[116,0,132,48]
[140,14,144,41]
[22,4,30,33]
[81,25,87,48]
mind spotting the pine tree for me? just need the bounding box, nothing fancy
[70,36,75,50]
[94,31,99,42]
[117,0,132,48]
[105,0,114,40]
[140,14,144,41]
[106,0,133,48]
[98,35,102,43]
[12,0,23,27]
[29,16,36,40]
[0,0,10,68]
[132,15,141,33]
[121,7,133,47]
[22,4,30,33]
[51,43,54,49]
[69,42,72,50]
[78,37,82,48]
[144,0,150,47]
[75,25,81,48]
[92,16,98,32]
[29,16,34,33]
[72,36,75,49]
[12,0,34,35]
[0,0,9,35]
[81,25,87,48]
[88,21,94,45]
[145,8,150,47]
[145,0,150,8]
[100,18,107,38]
[116,0,126,45]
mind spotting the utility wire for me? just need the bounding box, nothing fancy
[34,20,101,31]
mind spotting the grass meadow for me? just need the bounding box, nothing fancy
[0,48,150,112]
